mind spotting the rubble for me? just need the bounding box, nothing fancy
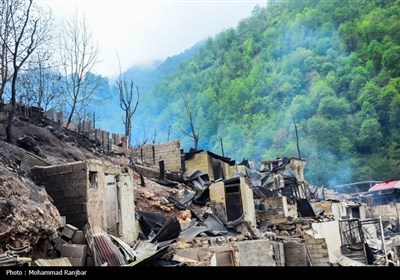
[2,108,400,267]
[0,165,61,258]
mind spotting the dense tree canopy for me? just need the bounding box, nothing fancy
[131,0,400,187]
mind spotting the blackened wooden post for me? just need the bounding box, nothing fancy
[140,173,145,187]
[159,160,165,181]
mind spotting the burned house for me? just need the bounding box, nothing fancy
[184,150,240,181]
[31,160,136,243]
[361,180,400,227]
[209,177,257,234]
[332,181,382,202]
[242,157,308,206]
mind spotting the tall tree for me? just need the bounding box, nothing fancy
[59,10,101,129]
[0,0,51,143]
[117,77,139,147]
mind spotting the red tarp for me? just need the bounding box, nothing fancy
[368,180,400,192]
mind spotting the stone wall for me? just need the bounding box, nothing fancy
[131,141,181,172]
[32,161,88,229]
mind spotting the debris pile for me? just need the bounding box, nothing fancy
[0,165,61,257]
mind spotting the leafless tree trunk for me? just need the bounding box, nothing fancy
[117,79,139,148]
[180,94,199,150]
[0,0,51,143]
[0,1,12,104]
[116,54,139,148]
[59,10,101,129]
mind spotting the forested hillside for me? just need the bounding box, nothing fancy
[135,0,400,186]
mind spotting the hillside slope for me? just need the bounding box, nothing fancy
[132,0,400,186]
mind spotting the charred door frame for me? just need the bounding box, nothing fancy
[224,180,243,222]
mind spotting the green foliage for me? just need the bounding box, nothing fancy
[130,0,400,186]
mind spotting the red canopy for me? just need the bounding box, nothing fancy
[368,180,400,192]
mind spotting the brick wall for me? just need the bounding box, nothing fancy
[130,141,181,172]
[31,162,88,229]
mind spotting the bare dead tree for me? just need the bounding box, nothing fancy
[116,57,139,148]
[0,1,12,104]
[59,10,101,129]
[17,51,63,111]
[291,112,301,159]
[1,0,51,143]
[180,94,199,150]
[152,128,157,144]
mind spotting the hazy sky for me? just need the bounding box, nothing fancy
[38,0,267,77]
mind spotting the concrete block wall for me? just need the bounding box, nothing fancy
[284,241,307,266]
[131,141,181,172]
[236,239,276,266]
[304,233,330,266]
[31,162,88,229]
[20,151,50,176]
[370,203,400,225]
[94,129,111,151]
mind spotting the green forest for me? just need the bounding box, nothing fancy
[130,0,400,187]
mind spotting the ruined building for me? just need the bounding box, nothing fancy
[31,160,136,243]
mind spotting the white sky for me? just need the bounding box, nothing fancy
[38,0,268,77]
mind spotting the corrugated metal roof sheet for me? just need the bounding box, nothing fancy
[368,180,400,192]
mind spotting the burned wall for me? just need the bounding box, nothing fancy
[33,160,137,243]
[131,141,181,172]
[209,177,256,232]
[209,181,227,224]
[284,241,307,266]
[116,171,136,243]
[185,151,212,179]
[32,161,88,229]
[239,177,256,230]
[86,161,108,231]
